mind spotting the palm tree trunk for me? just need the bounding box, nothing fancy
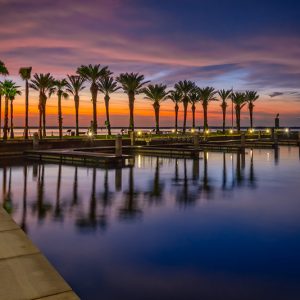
[129,92,135,131]
[191,103,196,128]
[42,104,46,137]
[175,104,179,132]
[3,96,9,140]
[236,107,240,132]
[75,95,79,136]
[183,100,188,133]
[38,94,43,139]
[104,95,111,135]
[154,104,160,134]
[91,84,98,134]
[39,107,42,139]
[10,100,14,139]
[222,104,226,133]
[203,104,208,130]
[24,79,29,139]
[249,107,253,129]
[58,94,62,139]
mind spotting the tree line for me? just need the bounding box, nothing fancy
[0,61,259,140]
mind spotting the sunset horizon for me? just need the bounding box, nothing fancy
[1,0,300,128]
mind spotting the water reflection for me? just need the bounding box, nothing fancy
[21,165,28,232]
[54,163,63,220]
[33,164,52,220]
[76,167,97,230]
[0,150,273,227]
[1,147,300,300]
[72,166,79,207]
[119,167,142,220]
[145,157,165,204]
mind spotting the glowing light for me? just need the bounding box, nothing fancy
[191,128,195,133]
[285,128,289,133]
[205,129,210,134]
[229,129,233,134]
[137,131,142,136]
[171,129,175,133]
[88,131,93,137]
[266,129,270,134]
[249,128,254,133]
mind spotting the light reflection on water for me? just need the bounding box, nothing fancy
[1,147,300,300]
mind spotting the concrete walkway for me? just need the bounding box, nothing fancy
[0,207,80,300]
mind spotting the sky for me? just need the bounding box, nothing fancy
[1,0,300,128]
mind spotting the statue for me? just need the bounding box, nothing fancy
[275,114,279,129]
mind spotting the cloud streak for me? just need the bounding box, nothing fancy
[1,0,300,126]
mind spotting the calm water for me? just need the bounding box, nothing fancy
[1,147,300,300]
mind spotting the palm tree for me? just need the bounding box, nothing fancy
[30,73,55,138]
[0,80,20,140]
[97,76,120,135]
[189,90,199,129]
[0,61,9,137]
[9,86,22,139]
[0,61,8,75]
[245,91,259,129]
[218,89,232,133]
[143,84,169,134]
[167,90,182,132]
[116,72,149,131]
[198,86,218,130]
[19,67,32,139]
[66,75,85,136]
[174,80,195,133]
[77,64,111,134]
[53,79,68,139]
[231,92,247,132]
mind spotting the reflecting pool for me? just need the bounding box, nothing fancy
[1,147,300,300]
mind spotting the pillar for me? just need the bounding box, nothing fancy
[115,135,122,157]
[33,132,39,149]
[193,134,199,147]
[240,132,246,148]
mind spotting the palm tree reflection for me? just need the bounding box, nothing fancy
[99,168,112,230]
[248,150,256,188]
[21,165,28,232]
[199,151,213,197]
[76,167,98,230]
[175,159,199,206]
[72,166,79,207]
[115,168,122,191]
[3,167,13,214]
[0,151,263,229]
[34,164,51,221]
[192,157,200,181]
[2,166,7,204]
[54,164,63,221]
[222,152,227,190]
[119,167,141,220]
[146,157,164,204]
[236,151,244,186]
